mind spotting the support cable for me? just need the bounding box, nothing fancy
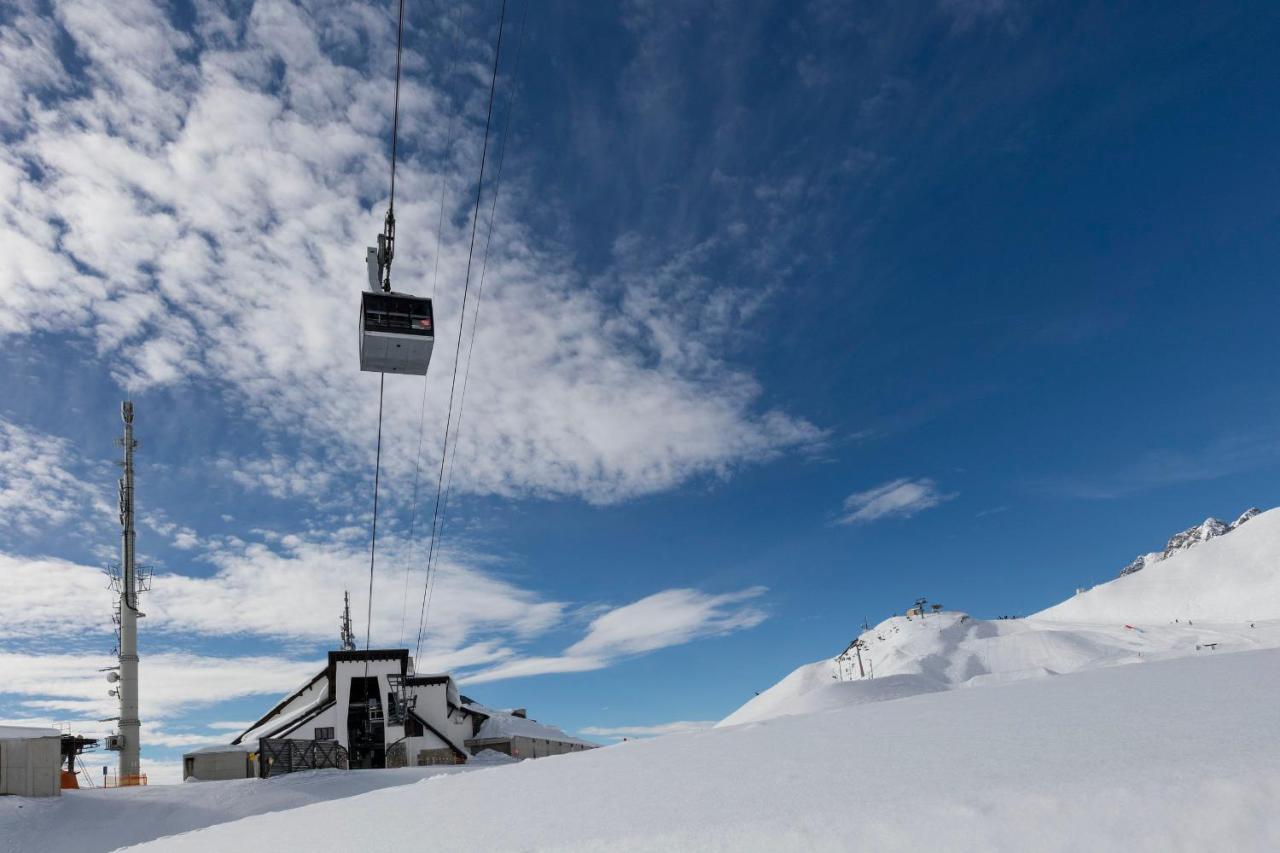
[365,0,405,686]
[365,375,386,655]
[388,0,406,210]
[414,0,510,662]
[420,0,529,644]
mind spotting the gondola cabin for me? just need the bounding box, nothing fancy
[359,291,435,375]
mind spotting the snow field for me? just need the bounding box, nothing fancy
[123,648,1280,852]
[0,760,509,853]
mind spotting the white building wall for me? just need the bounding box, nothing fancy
[0,735,62,797]
[331,659,407,751]
[407,681,472,755]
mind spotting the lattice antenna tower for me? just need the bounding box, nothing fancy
[340,590,356,652]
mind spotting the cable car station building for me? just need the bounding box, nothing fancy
[184,650,592,781]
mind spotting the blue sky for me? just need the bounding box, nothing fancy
[2,0,1279,779]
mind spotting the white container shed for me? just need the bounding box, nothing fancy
[0,726,62,797]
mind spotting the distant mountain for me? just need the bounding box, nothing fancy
[1118,507,1261,577]
[720,507,1280,728]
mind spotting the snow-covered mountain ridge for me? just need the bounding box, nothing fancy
[1118,506,1259,576]
[720,505,1280,727]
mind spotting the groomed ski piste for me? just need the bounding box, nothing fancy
[6,508,1280,852]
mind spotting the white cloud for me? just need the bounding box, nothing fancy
[0,539,768,688]
[579,720,715,740]
[0,553,115,643]
[464,586,769,684]
[207,720,254,731]
[0,416,104,534]
[566,587,768,658]
[140,758,185,785]
[0,649,319,724]
[838,477,954,524]
[0,0,820,507]
[0,536,563,660]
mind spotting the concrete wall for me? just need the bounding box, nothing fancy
[183,750,255,781]
[0,736,62,797]
[397,733,460,766]
[466,736,593,760]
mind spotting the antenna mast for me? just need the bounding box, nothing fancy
[113,401,143,782]
[340,591,356,651]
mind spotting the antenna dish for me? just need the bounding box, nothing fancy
[106,671,120,683]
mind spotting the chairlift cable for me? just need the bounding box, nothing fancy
[419,0,529,645]
[413,0,510,662]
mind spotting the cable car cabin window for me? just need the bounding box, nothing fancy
[362,292,433,336]
[360,291,435,375]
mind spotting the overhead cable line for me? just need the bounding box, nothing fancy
[419,0,529,646]
[365,375,386,653]
[414,0,511,662]
[364,0,407,665]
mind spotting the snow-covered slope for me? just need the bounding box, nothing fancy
[719,611,1280,726]
[721,506,1280,727]
[1038,505,1280,623]
[123,649,1280,852]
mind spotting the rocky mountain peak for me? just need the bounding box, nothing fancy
[1118,508,1260,577]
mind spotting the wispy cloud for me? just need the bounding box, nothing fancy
[0,650,319,725]
[579,720,715,740]
[1,538,769,707]
[838,477,954,525]
[0,416,105,535]
[939,0,1026,34]
[462,587,769,684]
[0,0,820,508]
[1041,430,1280,500]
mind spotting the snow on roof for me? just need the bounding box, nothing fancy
[236,690,331,745]
[0,725,60,739]
[186,742,258,755]
[469,708,593,746]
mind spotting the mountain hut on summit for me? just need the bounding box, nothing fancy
[183,649,593,781]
